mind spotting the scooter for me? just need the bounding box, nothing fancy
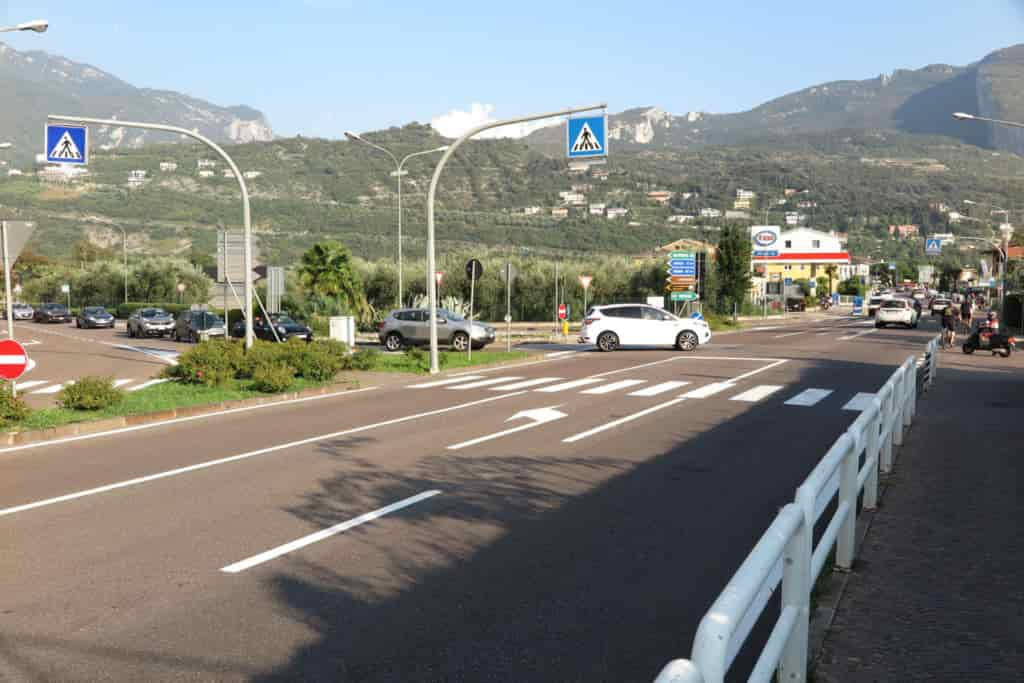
[962,320,1016,357]
[818,296,833,310]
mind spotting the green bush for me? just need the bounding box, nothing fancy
[292,340,347,381]
[251,363,295,393]
[0,381,31,427]
[58,376,124,411]
[403,346,429,372]
[346,347,379,371]
[234,341,290,379]
[170,340,245,386]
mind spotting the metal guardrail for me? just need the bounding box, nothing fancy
[653,335,940,683]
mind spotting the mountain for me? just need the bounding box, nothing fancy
[0,42,273,166]
[526,45,1024,155]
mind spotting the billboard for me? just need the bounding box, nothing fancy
[750,225,781,257]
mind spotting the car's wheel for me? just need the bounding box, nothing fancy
[676,330,699,352]
[962,343,975,355]
[189,330,198,344]
[384,332,404,352]
[597,331,619,352]
[875,323,885,328]
[1000,347,1012,358]
[452,332,470,352]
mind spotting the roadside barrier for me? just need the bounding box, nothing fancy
[653,335,940,683]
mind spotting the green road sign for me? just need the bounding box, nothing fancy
[670,291,698,302]
[669,250,695,259]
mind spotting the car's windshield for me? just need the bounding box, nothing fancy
[84,307,105,315]
[881,300,906,309]
[194,312,224,329]
[46,304,66,311]
[141,309,167,318]
[272,314,298,325]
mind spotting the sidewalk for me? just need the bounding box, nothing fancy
[814,349,1024,681]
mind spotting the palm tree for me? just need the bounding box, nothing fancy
[298,241,370,321]
[824,264,838,294]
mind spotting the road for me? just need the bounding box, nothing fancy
[0,311,941,681]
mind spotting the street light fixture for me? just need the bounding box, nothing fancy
[344,131,448,307]
[0,143,12,150]
[0,19,48,33]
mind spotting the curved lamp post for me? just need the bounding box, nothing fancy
[0,19,48,33]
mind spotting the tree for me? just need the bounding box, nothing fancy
[714,226,752,313]
[824,264,838,294]
[72,240,115,264]
[298,241,370,321]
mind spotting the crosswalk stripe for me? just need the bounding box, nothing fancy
[32,382,71,395]
[730,385,784,402]
[681,382,736,399]
[408,375,484,388]
[536,378,604,393]
[126,378,170,392]
[14,380,47,391]
[842,392,877,412]
[489,377,563,391]
[582,379,646,395]
[784,388,833,406]
[448,376,524,390]
[628,381,690,397]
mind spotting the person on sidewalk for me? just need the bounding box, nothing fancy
[960,296,974,334]
[942,305,957,349]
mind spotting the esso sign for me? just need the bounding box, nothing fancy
[753,229,778,248]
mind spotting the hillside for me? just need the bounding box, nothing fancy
[0,42,273,167]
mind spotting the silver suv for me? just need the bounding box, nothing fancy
[378,308,496,352]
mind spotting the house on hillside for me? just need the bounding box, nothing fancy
[244,170,262,179]
[589,203,606,216]
[646,191,674,205]
[733,198,753,210]
[198,170,214,179]
[888,224,919,238]
[606,208,629,220]
[551,207,569,219]
[667,214,695,224]
[160,162,178,172]
[725,210,751,220]
[736,189,757,200]
[128,169,147,188]
[522,206,542,216]
[700,208,722,219]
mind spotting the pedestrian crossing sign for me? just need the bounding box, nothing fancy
[45,123,88,165]
[925,238,942,255]
[567,114,607,159]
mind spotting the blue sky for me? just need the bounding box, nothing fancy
[3,1,1024,139]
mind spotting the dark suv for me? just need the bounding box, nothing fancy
[33,303,71,323]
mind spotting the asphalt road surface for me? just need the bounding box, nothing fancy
[0,311,942,681]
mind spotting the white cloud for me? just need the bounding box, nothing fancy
[430,103,560,140]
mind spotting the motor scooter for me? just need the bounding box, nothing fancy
[963,319,1016,357]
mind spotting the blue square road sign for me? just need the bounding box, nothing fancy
[45,123,88,165]
[567,115,607,159]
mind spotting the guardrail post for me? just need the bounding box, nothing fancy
[835,431,860,570]
[929,337,938,389]
[862,400,882,510]
[892,368,905,448]
[903,358,916,427]
[880,383,895,473]
[778,510,810,682]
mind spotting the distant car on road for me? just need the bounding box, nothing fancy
[76,306,115,329]
[127,307,175,338]
[33,303,71,323]
[11,303,34,320]
[172,310,226,343]
[875,298,919,328]
[867,295,889,317]
[231,313,312,342]
[930,298,952,316]
[579,304,711,352]
[378,308,495,352]
[785,297,806,312]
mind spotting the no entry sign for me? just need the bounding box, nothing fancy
[0,339,29,380]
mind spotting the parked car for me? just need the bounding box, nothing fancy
[875,298,919,328]
[172,310,227,343]
[231,313,312,342]
[33,303,71,323]
[579,304,711,352]
[76,306,115,329]
[11,303,34,320]
[127,307,176,338]
[785,297,806,312]
[378,308,495,352]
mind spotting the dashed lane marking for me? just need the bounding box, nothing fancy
[627,381,690,397]
[730,385,784,402]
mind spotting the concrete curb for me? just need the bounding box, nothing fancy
[1,382,358,448]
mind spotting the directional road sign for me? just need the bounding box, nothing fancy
[670,291,698,302]
[45,123,88,165]
[925,238,942,256]
[0,339,29,380]
[567,115,608,160]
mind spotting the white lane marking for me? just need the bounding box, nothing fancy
[126,378,170,392]
[448,376,524,390]
[408,375,484,388]
[535,378,604,393]
[545,350,577,358]
[581,379,646,395]
[589,356,683,378]
[628,381,690,397]
[773,331,803,339]
[0,391,523,516]
[816,331,830,336]
[730,385,784,402]
[221,490,442,573]
[785,388,834,407]
[564,399,686,444]
[31,382,71,395]
[447,406,567,450]
[113,379,134,388]
[681,382,735,399]
[0,354,27,364]
[488,377,563,391]
[21,340,41,346]
[837,329,878,341]
[728,359,788,383]
[843,392,877,412]
[0,386,379,456]
[749,326,780,332]
[14,380,47,391]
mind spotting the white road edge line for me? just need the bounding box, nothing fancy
[837,329,878,342]
[220,490,442,573]
[0,386,380,456]
[773,331,804,339]
[563,399,686,444]
[0,392,524,517]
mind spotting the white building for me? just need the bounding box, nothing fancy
[930,232,955,244]
[589,203,607,216]
[736,189,757,200]
[522,206,542,216]
[159,161,178,172]
[700,208,722,219]
[785,211,807,226]
[37,165,88,183]
[725,210,751,220]
[551,207,569,218]
[197,159,217,169]
[667,214,695,224]
[606,207,629,220]
[837,263,871,281]
[733,198,753,210]
[6,169,24,177]
[222,169,235,178]
[128,170,147,180]
[198,169,215,178]
[797,200,818,209]
[243,170,262,179]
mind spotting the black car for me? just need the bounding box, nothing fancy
[785,297,806,312]
[231,313,312,342]
[33,303,72,323]
[76,306,116,329]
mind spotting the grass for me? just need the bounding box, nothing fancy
[11,376,342,432]
[702,313,743,331]
[369,350,530,374]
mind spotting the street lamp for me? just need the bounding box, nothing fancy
[0,19,48,33]
[344,131,448,308]
[0,143,11,149]
[115,226,128,304]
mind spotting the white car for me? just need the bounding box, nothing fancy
[875,298,919,328]
[580,304,711,352]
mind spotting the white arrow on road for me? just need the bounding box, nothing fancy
[447,406,567,450]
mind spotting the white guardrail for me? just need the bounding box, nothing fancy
[654,336,939,683]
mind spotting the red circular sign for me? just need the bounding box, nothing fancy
[558,304,567,320]
[0,339,29,380]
